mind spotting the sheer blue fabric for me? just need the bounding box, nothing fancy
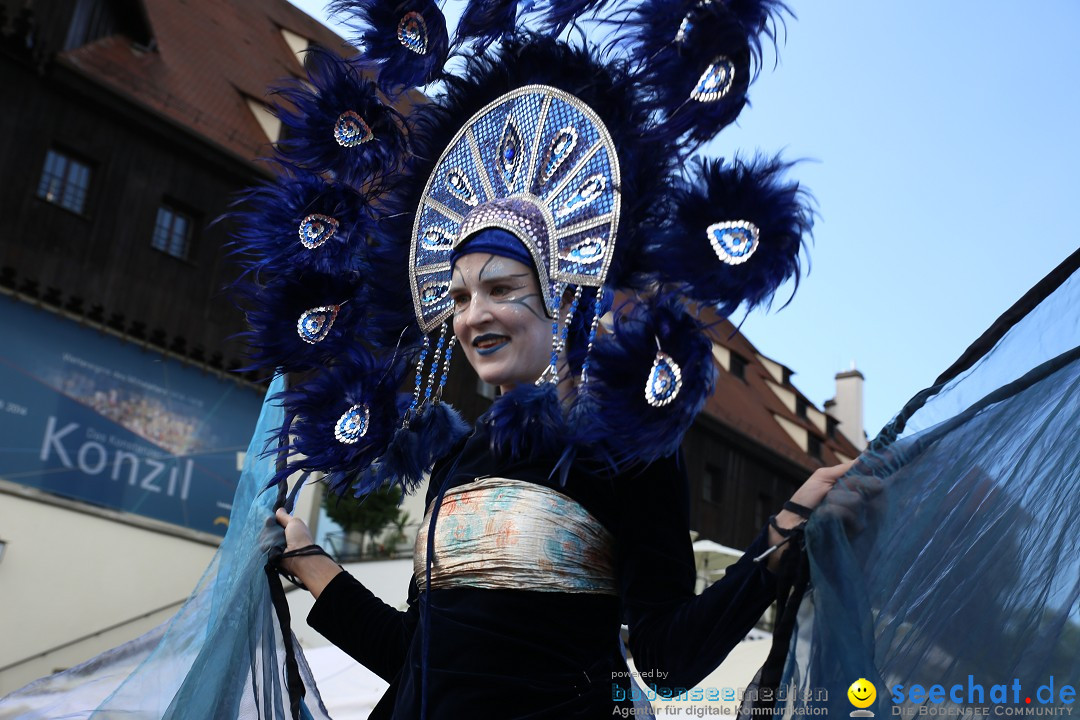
[770,256,1080,718]
[0,376,330,720]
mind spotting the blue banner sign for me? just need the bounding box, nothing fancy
[1,299,264,537]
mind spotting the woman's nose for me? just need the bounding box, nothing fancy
[464,294,494,327]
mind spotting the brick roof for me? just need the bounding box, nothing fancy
[704,317,861,472]
[58,0,352,165]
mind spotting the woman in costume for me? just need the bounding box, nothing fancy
[241,0,839,716]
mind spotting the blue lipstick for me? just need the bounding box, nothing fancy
[474,333,509,356]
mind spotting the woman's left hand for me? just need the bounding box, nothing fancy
[765,460,855,570]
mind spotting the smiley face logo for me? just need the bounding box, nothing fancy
[848,678,877,709]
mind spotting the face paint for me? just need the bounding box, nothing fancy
[449,253,552,392]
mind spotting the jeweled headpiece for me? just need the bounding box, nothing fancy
[230,0,814,496]
[410,85,621,328]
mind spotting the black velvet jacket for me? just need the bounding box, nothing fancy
[309,428,777,719]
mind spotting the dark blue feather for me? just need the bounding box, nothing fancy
[536,0,618,35]
[234,271,366,374]
[273,46,407,190]
[573,294,715,469]
[455,0,519,49]
[631,155,812,315]
[227,171,373,277]
[329,0,449,92]
[355,401,471,493]
[626,0,752,146]
[272,347,409,497]
[482,382,568,463]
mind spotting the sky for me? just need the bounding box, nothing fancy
[286,0,1079,440]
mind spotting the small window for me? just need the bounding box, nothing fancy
[37,149,92,214]
[796,396,809,419]
[729,353,747,381]
[827,416,839,439]
[807,435,822,460]
[152,205,194,259]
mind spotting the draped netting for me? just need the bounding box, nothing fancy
[0,375,331,720]
[765,248,1080,718]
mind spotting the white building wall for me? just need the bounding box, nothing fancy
[0,480,322,695]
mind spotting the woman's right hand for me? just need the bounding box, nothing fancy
[274,508,343,599]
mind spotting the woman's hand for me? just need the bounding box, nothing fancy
[766,460,855,570]
[274,508,343,599]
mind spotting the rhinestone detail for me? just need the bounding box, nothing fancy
[561,237,605,265]
[645,350,683,408]
[421,226,455,252]
[556,174,607,219]
[446,168,478,206]
[297,305,341,344]
[298,214,339,250]
[540,126,578,184]
[707,220,759,265]
[690,57,736,103]
[334,110,374,147]
[334,403,370,444]
[397,11,428,55]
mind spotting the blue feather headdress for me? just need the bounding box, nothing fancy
[230,0,814,497]
[273,47,408,190]
[329,0,449,93]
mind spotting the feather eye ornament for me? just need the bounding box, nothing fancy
[235,272,365,374]
[627,0,753,146]
[634,155,812,316]
[573,294,715,469]
[273,47,407,190]
[329,0,449,92]
[272,348,409,497]
[227,172,371,277]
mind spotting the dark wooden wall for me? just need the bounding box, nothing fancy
[1,31,261,374]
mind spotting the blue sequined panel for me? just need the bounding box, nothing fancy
[470,92,545,197]
[414,265,454,329]
[530,98,601,196]
[546,146,616,224]
[555,222,614,285]
[427,138,489,216]
[414,204,462,268]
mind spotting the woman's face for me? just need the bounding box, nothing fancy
[449,253,552,393]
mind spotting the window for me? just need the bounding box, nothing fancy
[152,205,194,259]
[807,435,822,460]
[729,353,747,381]
[796,396,809,419]
[703,464,721,503]
[37,149,92,214]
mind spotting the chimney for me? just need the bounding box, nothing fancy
[830,365,867,451]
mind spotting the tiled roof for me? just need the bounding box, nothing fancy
[703,317,861,472]
[58,0,352,165]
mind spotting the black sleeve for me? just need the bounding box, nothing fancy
[617,452,778,690]
[307,571,419,683]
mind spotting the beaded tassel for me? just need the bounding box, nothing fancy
[435,335,457,402]
[580,287,603,385]
[406,335,431,428]
[424,323,448,403]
